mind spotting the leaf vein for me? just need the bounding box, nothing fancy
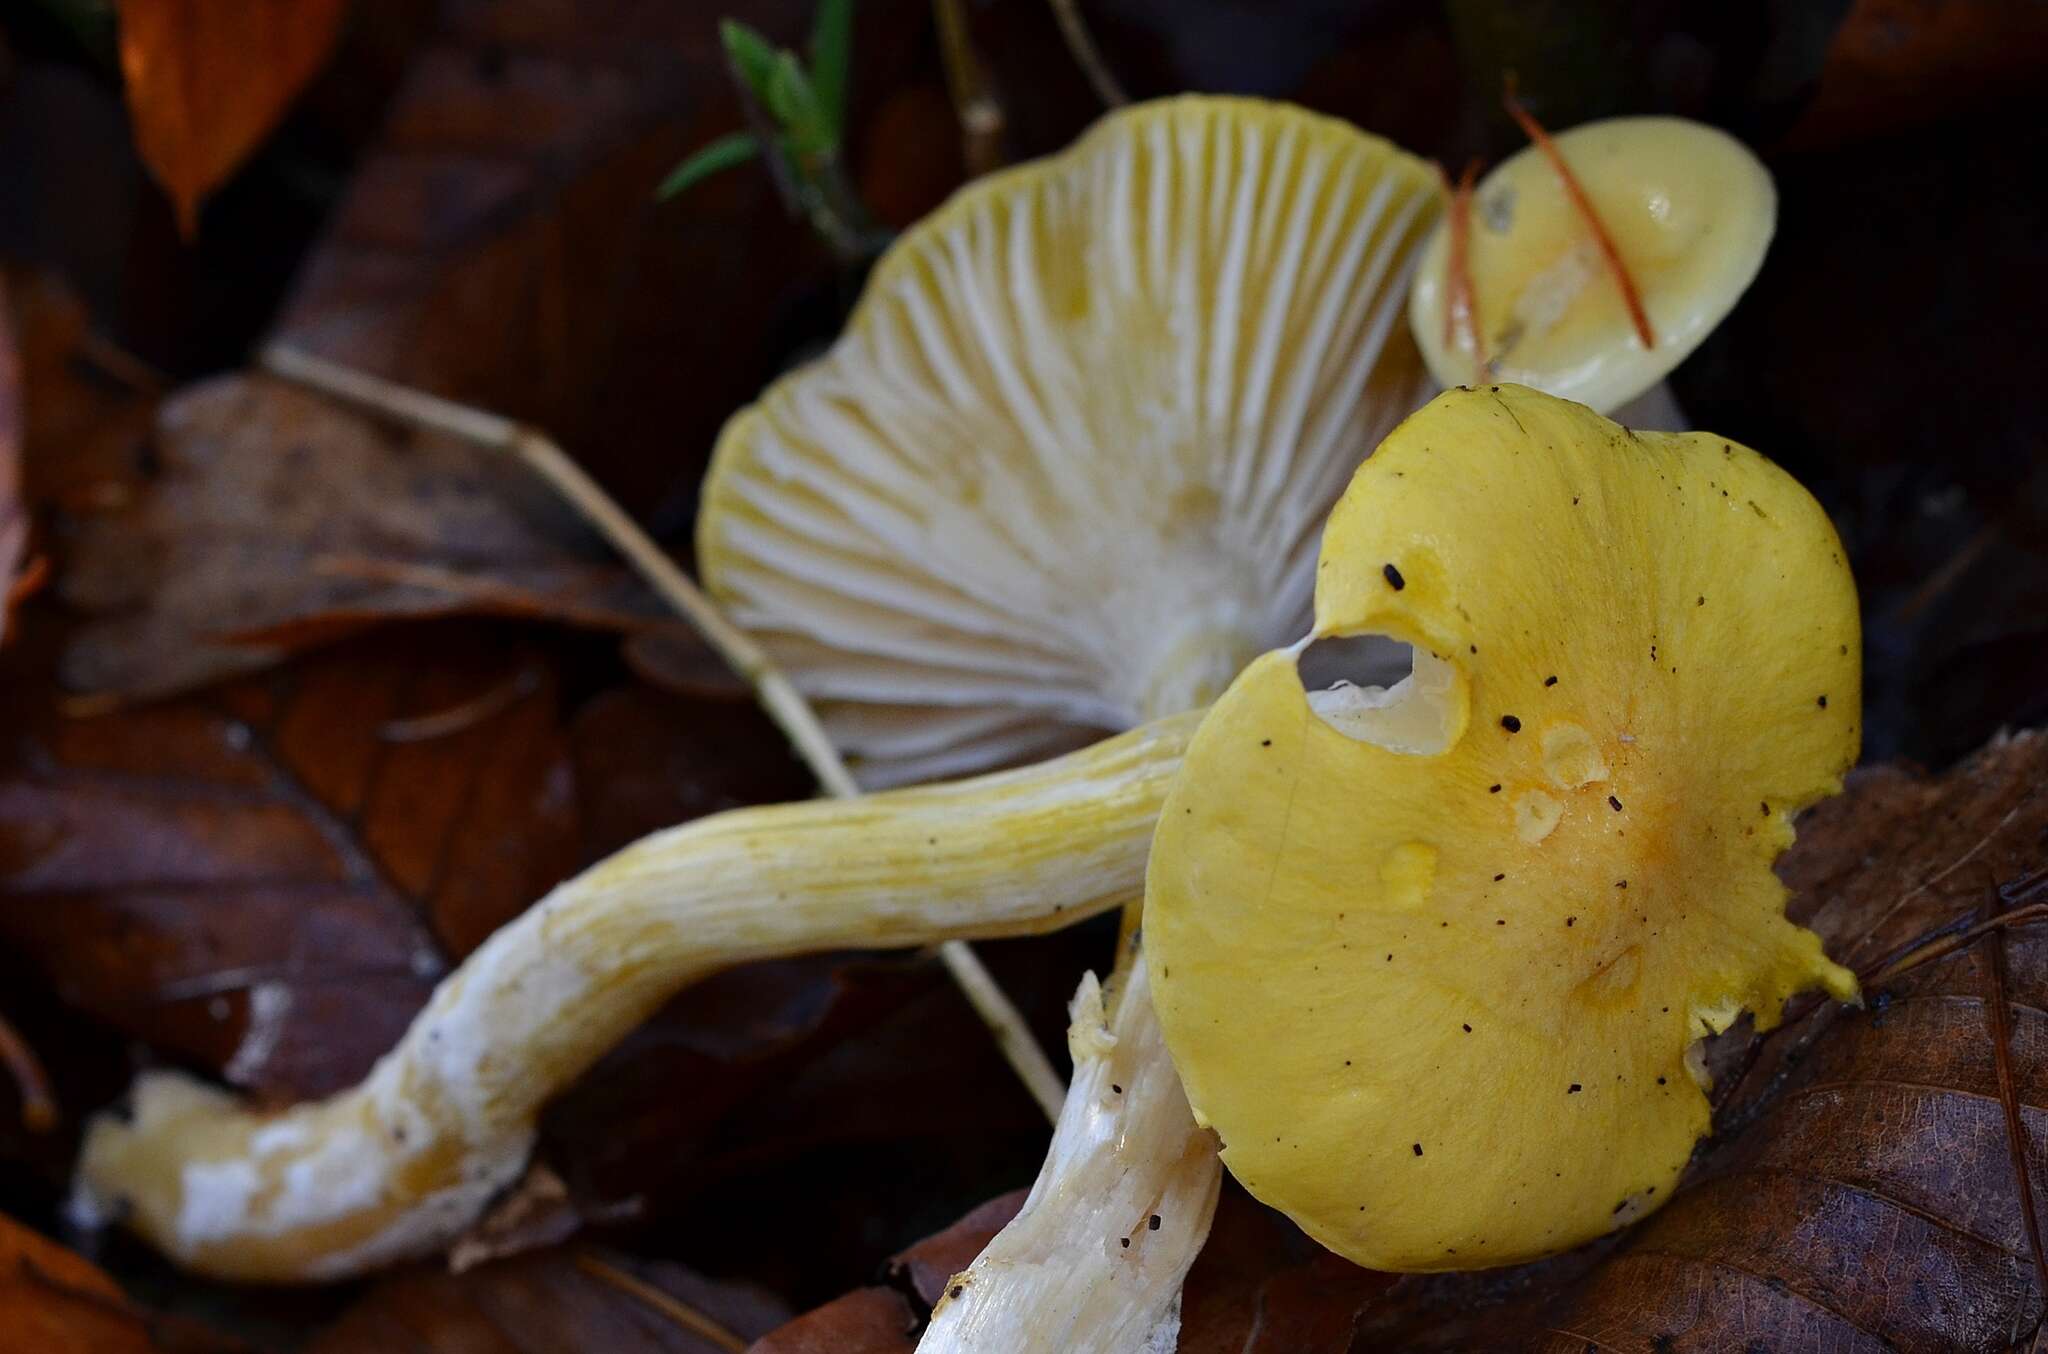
[1616,1247,1891,1344]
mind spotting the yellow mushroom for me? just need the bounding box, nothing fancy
[1148,383,1858,1271]
[1407,117,1776,414]
[697,95,1438,1337]
[73,109,1834,1305]
[72,93,1440,1292]
[72,383,1860,1294]
[700,94,1440,786]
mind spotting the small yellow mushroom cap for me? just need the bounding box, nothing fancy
[1409,117,1776,412]
[1147,384,1858,1271]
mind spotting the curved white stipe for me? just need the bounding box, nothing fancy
[914,958,1219,1354]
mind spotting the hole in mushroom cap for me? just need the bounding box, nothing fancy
[1296,635,1460,756]
[1297,632,1412,691]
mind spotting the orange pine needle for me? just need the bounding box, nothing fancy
[1436,158,1487,378]
[1502,84,1656,351]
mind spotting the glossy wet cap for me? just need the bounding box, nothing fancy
[1409,118,1775,412]
[1148,384,1858,1270]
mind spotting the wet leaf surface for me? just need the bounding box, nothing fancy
[265,0,898,521]
[745,1288,915,1354]
[0,613,835,1103]
[7,208,719,716]
[0,622,568,1098]
[55,373,663,704]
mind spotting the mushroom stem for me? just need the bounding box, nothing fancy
[257,345,1068,1123]
[916,956,1219,1353]
[1131,624,1264,725]
[73,713,1196,1283]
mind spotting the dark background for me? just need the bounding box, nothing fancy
[5,0,2041,767]
[0,0,2043,1342]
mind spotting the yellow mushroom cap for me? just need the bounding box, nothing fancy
[1408,118,1776,413]
[700,96,1439,786]
[1146,384,1858,1271]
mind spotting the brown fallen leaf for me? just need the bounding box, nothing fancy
[115,0,351,237]
[752,730,2048,1352]
[265,0,963,515]
[0,273,807,1101]
[0,275,62,1141]
[0,268,162,523]
[3,294,846,1243]
[55,373,669,704]
[568,684,813,859]
[4,270,687,705]
[890,1190,1028,1305]
[0,622,579,1098]
[744,1193,1024,1354]
[622,625,753,703]
[1172,1189,1397,1354]
[10,325,733,713]
[47,0,944,704]
[306,1246,790,1354]
[6,593,815,1112]
[0,1210,231,1352]
[267,0,832,518]
[744,1289,914,1354]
